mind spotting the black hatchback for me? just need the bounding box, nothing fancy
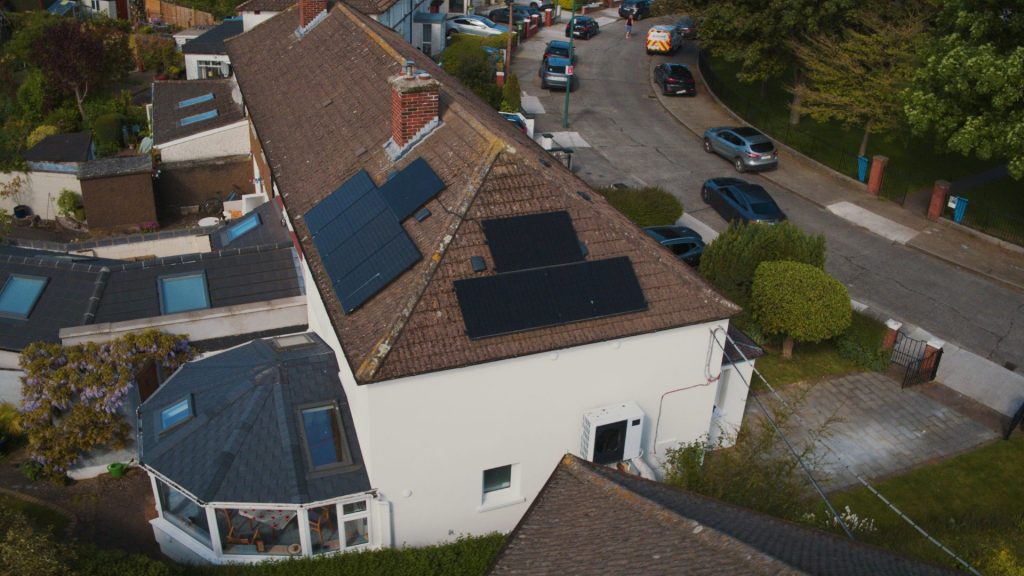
[618,0,650,19]
[565,15,599,39]
[654,63,696,96]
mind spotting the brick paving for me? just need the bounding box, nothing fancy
[747,372,999,491]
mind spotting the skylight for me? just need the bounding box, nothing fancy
[301,405,347,469]
[0,275,48,319]
[271,333,316,350]
[160,396,193,431]
[179,109,219,127]
[223,212,260,244]
[177,93,215,109]
[158,272,210,315]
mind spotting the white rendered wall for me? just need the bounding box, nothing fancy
[0,369,23,404]
[360,319,729,547]
[242,11,278,32]
[185,54,231,81]
[0,170,81,220]
[708,361,753,448]
[157,122,249,163]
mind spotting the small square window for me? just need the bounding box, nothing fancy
[223,212,261,245]
[483,465,512,494]
[271,333,316,350]
[0,275,48,319]
[161,396,193,431]
[301,405,349,470]
[158,272,210,315]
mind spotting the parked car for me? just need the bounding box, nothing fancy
[674,15,696,39]
[702,126,779,172]
[543,40,576,64]
[539,56,574,91]
[565,15,599,39]
[645,25,681,55]
[445,14,509,38]
[701,177,786,224]
[499,111,528,134]
[643,225,705,266]
[653,63,695,96]
[618,0,651,20]
[488,6,530,25]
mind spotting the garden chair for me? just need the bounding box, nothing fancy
[308,506,331,547]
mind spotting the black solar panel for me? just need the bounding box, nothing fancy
[454,257,647,339]
[483,212,584,272]
[306,172,421,314]
[379,157,446,221]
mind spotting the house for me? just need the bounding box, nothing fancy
[81,0,129,20]
[151,78,248,163]
[0,131,94,220]
[172,24,216,50]
[182,17,242,80]
[139,333,385,562]
[202,0,754,558]
[488,454,960,576]
[236,0,292,31]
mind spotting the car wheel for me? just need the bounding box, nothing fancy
[701,186,709,203]
[734,158,746,173]
[703,138,713,153]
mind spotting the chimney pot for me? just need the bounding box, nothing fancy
[389,72,441,150]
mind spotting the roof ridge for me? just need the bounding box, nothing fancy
[337,3,405,64]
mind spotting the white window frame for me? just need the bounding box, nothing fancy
[477,463,525,512]
[197,59,229,79]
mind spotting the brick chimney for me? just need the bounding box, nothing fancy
[299,0,326,29]
[389,61,441,150]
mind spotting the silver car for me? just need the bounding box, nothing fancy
[445,14,509,38]
[539,56,574,91]
[702,126,778,172]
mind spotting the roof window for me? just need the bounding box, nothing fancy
[300,404,350,470]
[179,109,219,127]
[223,212,260,244]
[158,272,210,315]
[160,396,193,431]
[270,333,316,350]
[177,93,215,108]
[0,275,48,319]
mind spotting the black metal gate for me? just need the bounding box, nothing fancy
[890,331,943,388]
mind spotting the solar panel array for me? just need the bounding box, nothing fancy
[483,212,584,272]
[304,162,446,314]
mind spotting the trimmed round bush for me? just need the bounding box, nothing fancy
[598,186,683,227]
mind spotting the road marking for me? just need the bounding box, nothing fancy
[520,94,545,115]
[594,16,618,26]
[547,131,591,148]
[827,201,918,245]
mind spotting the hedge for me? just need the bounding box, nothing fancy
[835,311,890,370]
[597,186,683,227]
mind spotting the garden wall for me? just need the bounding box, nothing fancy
[155,155,251,214]
[0,170,81,221]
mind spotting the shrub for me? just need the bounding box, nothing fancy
[440,35,503,109]
[835,311,890,370]
[43,106,82,133]
[699,221,826,306]
[0,506,73,576]
[597,186,683,227]
[25,125,59,149]
[500,73,521,113]
[134,34,180,73]
[56,189,81,217]
[751,260,851,358]
[92,112,126,156]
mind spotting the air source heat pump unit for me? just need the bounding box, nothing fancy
[580,401,645,465]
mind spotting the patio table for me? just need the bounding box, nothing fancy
[238,508,297,536]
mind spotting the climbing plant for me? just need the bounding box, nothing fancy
[18,330,194,480]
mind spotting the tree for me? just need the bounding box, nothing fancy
[698,221,826,306]
[904,0,1024,178]
[751,260,851,358]
[792,10,926,157]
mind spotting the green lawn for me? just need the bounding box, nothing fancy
[753,340,863,391]
[700,54,1024,244]
[819,435,1024,574]
[0,493,70,536]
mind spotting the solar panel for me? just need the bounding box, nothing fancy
[306,172,422,314]
[454,257,647,339]
[379,157,445,220]
[483,212,584,272]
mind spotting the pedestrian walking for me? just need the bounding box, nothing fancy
[625,14,634,38]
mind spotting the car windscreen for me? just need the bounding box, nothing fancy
[479,17,497,26]
[548,46,570,56]
[668,66,692,78]
[750,142,774,153]
[750,201,778,215]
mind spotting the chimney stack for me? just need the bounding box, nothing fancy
[389,62,441,150]
[299,0,326,29]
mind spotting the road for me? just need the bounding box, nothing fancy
[511,16,1024,374]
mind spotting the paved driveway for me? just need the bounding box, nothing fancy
[747,372,998,490]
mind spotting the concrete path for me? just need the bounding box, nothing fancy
[749,372,999,491]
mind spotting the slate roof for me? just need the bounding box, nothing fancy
[236,0,294,12]
[0,243,303,352]
[78,155,152,180]
[139,334,371,504]
[181,18,243,55]
[226,4,740,384]
[489,455,960,576]
[22,131,92,163]
[151,79,245,145]
[209,198,292,250]
[722,324,765,366]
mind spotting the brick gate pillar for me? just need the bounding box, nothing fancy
[928,180,950,221]
[882,319,902,351]
[920,339,945,378]
[866,155,889,197]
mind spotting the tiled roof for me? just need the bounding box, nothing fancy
[209,199,292,250]
[226,4,739,384]
[236,0,294,12]
[139,335,371,504]
[181,18,243,55]
[151,79,245,145]
[78,155,152,179]
[22,131,92,163]
[489,455,961,576]
[722,324,765,366]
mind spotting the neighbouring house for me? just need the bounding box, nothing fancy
[76,155,157,229]
[488,454,961,575]
[151,78,248,163]
[0,131,94,220]
[182,17,242,80]
[172,24,216,50]
[139,333,385,562]
[236,0,292,31]
[81,0,129,19]
[155,0,760,562]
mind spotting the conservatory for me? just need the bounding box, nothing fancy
[138,334,388,564]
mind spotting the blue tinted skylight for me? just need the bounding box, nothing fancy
[159,273,210,315]
[178,109,219,126]
[0,275,48,319]
[302,405,346,469]
[177,93,214,109]
[223,212,260,244]
[160,396,192,430]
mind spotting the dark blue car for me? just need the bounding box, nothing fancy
[701,178,786,224]
[643,225,705,266]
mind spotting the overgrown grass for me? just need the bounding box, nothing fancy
[597,186,683,227]
[819,436,1024,574]
[0,493,69,536]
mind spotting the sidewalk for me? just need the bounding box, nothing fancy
[650,38,1024,294]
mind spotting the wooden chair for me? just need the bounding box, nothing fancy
[308,507,331,547]
[222,509,261,546]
